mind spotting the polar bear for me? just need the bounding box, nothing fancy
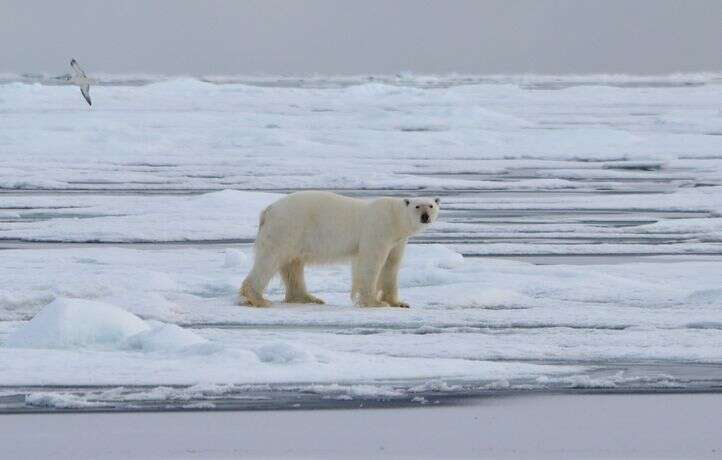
[240,191,439,308]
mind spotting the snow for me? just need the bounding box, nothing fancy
[1,244,720,390]
[123,321,208,352]
[1,74,721,406]
[7,298,208,353]
[223,248,247,268]
[254,342,315,364]
[0,190,280,242]
[305,383,406,399]
[2,75,721,194]
[1,248,584,387]
[7,298,150,349]
[25,392,104,409]
[2,187,722,257]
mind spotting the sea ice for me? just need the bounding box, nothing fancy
[1,74,721,399]
[6,298,150,349]
[7,297,207,353]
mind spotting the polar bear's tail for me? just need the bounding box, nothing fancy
[258,206,270,228]
[252,206,273,258]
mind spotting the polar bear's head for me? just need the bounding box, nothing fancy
[403,197,440,229]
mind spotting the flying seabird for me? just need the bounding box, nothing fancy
[69,58,93,106]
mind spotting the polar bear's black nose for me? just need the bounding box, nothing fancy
[421,213,430,223]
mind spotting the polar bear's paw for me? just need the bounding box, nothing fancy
[387,301,410,308]
[357,297,390,308]
[240,285,272,308]
[379,295,410,308]
[246,298,271,308]
[285,293,326,305]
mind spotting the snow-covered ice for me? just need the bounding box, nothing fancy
[7,298,152,349]
[1,240,721,407]
[2,74,721,192]
[1,74,721,410]
[0,246,588,389]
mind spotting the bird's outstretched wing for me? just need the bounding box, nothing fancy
[80,85,92,106]
[70,58,87,78]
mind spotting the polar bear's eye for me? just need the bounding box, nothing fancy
[429,205,434,208]
[415,205,420,209]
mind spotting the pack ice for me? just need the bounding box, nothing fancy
[1,73,722,404]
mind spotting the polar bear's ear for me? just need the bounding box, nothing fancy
[404,199,410,206]
[434,197,440,204]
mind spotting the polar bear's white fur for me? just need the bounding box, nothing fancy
[240,191,439,308]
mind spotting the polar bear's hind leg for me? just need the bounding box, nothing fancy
[240,247,279,308]
[281,260,325,304]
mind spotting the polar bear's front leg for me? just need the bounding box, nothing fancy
[379,241,409,308]
[353,242,391,307]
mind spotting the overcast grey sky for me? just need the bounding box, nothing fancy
[2,0,721,75]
